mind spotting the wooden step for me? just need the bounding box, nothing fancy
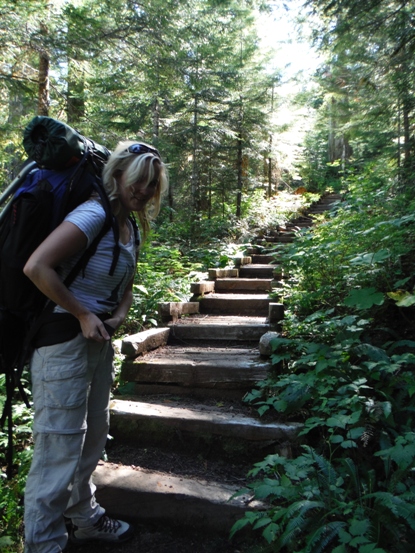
[244,247,260,254]
[94,463,264,535]
[168,315,270,342]
[259,235,294,244]
[121,327,170,358]
[268,230,296,238]
[290,222,312,229]
[215,278,272,293]
[320,195,342,202]
[251,254,275,264]
[159,301,200,322]
[121,345,271,389]
[292,215,313,221]
[238,264,275,278]
[290,220,312,226]
[306,208,329,214]
[109,398,302,453]
[233,256,252,266]
[208,268,239,279]
[190,281,216,295]
[199,293,271,316]
[317,201,336,206]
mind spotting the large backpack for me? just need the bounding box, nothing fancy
[0,116,118,477]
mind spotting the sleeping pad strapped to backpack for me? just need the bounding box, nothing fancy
[0,116,117,477]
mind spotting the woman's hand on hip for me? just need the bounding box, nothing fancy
[78,312,111,342]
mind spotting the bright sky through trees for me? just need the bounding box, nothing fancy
[257,0,320,85]
[255,1,321,180]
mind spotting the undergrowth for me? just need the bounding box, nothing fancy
[232,168,415,552]
[0,376,32,553]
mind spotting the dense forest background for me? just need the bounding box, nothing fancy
[0,0,285,229]
[2,0,415,551]
[2,0,415,228]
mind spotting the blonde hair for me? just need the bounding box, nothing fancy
[102,140,168,240]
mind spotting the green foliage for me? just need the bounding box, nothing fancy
[232,442,415,552]
[236,310,415,551]
[304,0,415,187]
[121,238,207,334]
[0,374,33,553]
[235,189,315,239]
[344,288,384,310]
[233,170,415,551]
[278,167,415,319]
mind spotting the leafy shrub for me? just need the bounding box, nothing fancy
[232,441,415,553]
[0,374,33,553]
[234,312,415,552]
[278,174,415,325]
[232,173,415,552]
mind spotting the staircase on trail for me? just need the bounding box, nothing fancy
[92,193,342,546]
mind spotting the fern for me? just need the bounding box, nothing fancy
[304,446,339,496]
[277,519,304,550]
[367,492,415,529]
[305,520,347,553]
[284,499,326,520]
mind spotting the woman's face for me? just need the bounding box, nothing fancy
[118,173,159,213]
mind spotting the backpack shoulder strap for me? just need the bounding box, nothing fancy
[0,161,38,225]
[23,207,116,344]
[89,176,120,277]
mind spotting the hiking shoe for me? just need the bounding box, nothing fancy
[71,514,134,544]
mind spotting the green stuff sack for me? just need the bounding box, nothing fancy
[23,116,109,170]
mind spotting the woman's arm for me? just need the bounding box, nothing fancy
[24,221,111,341]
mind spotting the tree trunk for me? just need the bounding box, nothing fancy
[191,93,199,215]
[67,65,85,123]
[397,100,401,170]
[38,23,50,116]
[152,96,160,143]
[208,146,212,220]
[268,135,272,197]
[328,97,335,162]
[402,98,411,169]
[268,84,274,197]
[236,132,243,218]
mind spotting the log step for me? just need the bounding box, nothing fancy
[291,219,312,225]
[121,327,170,358]
[215,278,272,293]
[94,463,264,535]
[109,398,302,446]
[121,346,270,389]
[190,281,216,295]
[306,208,330,214]
[267,231,296,238]
[259,235,294,244]
[251,254,275,264]
[168,315,270,342]
[286,223,311,229]
[199,293,271,316]
[208,268,239,279]
[238,264,275,279]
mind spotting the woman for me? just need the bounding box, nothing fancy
[23,141,168,553]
